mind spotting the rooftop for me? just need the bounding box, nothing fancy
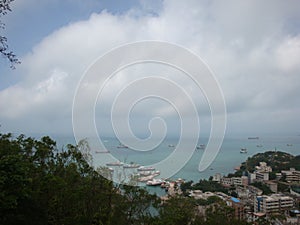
[231,197,240,203]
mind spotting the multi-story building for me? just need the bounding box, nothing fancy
[255,162,272,173]
[248,173,256,184]
[255,171,269,181]
[221,177,233,187]
[212,173,221,182]
[281,168,300,183]
[227,197,245,220]
[231,176,249,186]
[232,177,242,186]
[241,176,249,186]
[254,194,294,214]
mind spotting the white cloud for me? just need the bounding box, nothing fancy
[1,0,300,136]
[276,35,300,72]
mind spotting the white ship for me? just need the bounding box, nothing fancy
[137,166,155,171]
[106,161,124,166]
[240,148,247,153]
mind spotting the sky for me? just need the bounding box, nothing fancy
[0,0,300,138]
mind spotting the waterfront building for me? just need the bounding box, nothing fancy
[212,173,221,182]
[221,177,233,187]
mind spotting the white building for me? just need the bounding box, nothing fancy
[248,173,256,184]
[256,162,272,173]
[221,177,233,186]
[212,173,222,182]
[281,168,300,183]
[231,176,248,186]
[254,194,294,214]
[255,171,269,181]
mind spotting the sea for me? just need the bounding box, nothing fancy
[49,133,300,195]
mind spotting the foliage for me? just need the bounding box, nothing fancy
[241,151,294,173]
[251,182,273,195]
[227,170,243,178]
[289,155,300,171]
[156,196,197,225]
[180,179,229,196]
[0,133,254,225]
[193,179,229,194]
[195,196,222,206]
[0,0,20,68]
[194,201,250,225]
[180,180,193,195]
[0,133,158,225]
[269,171,277,180]
[278,182,289,192]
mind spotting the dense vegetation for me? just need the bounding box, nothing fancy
[181,180,229,196]
[251,182,273,195]
[0,133,251,225]
[239,151,299,173]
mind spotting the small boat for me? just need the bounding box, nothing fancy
[287,144,293,147]
[117,144,128,148]
[137,166,155,171]
[123,163,140,169]
[168,144,175,147]
[248,137,259,140]
[240,148,247,153]
[137,171,160,182]
[256,144,263,148]
[138,170,160,176]
[95,150,110,153]
[106,161,124,166]
[138,176,154,182]
[146,179,164,186]
[196,144,205,150]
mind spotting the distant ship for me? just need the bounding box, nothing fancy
[117,144,128,148]
[106,161,124,166]
[240,148,247,153]
[95,150,110,153]
[248,137,259,140]
[137,166,155,171]
[137,170,160,177]
[196,144,206,150]
[146,179,164,186]
[123,163,140,169]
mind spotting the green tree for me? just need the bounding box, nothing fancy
[204,202,250,225]
[0,0,20,68]
[251,182,273,195]
[156,196,197,225]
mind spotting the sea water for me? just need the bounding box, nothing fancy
[51,134,300,182]
[47,134,300,196]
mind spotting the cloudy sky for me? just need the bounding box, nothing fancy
[0,0,300,138]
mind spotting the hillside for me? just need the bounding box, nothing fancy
[239,151,300,173]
